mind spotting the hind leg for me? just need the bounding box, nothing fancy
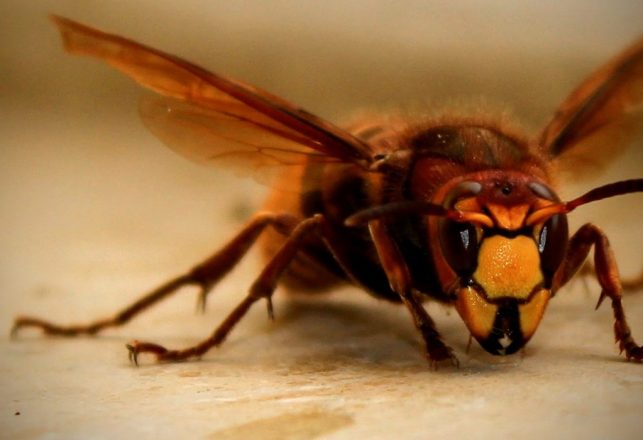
[11,212,298,338]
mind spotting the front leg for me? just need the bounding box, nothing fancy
[577,263,643,293]
[555,223,642,362]
[369,220,457,368]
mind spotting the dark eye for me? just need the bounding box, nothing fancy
[439,219,479,278]
[537,214,568,282]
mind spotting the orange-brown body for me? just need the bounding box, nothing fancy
[260,118,546,293]
[257,117,573,354]
[11,16,643,365]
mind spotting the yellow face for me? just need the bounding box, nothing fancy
[454,235,551,354]
[436,178,568,355]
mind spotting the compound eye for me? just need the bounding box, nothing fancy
[439,219,479,278]
[537,214,569,280]
[529,182,557,200]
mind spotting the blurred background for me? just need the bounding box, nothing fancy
[2,0,642,301]
[1,1,642,439]
[2,0,642,296]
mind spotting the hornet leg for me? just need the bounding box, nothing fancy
[127,214,341,364]
[11,212,298,338]
[368,219,458,368]
[556,223,641,362]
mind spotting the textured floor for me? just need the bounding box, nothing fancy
[1,2,642,439]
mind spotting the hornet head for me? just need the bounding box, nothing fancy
[435,174,568,355]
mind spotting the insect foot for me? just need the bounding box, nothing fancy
[424,337,460,369]
[427,351,460,371]
[621,343,643,362]
[126,341,188,366]
[615,327,643,362]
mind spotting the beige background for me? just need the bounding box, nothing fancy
[1,1,642,439]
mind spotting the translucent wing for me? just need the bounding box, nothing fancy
[51,15,375,176]
[139,95,343,185]
[539,37,643,179]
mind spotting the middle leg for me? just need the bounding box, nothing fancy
[127,214,332,364]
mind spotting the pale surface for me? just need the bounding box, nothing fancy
[1,2,642,440]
